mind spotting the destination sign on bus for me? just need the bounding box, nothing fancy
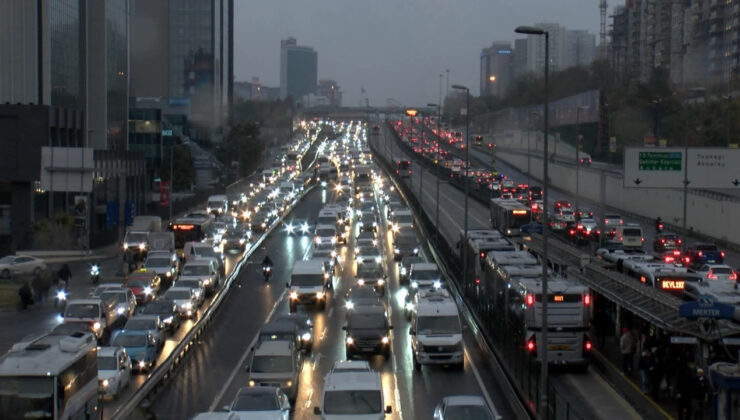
[660,279,685,290]
[553,295,564,302]
[512,210,528,215]
[172,224,195,230]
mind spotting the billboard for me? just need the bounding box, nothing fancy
[624,147,740,189]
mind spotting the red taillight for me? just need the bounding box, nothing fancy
[527,338,536,353]
[585,340,593,351]
[577,224,584,230]
[677,239,682,244]
[641,237,645,243]
[661,239,666,244]
[566,203,571,207]
[721,251,726,258]
[480,252,485,258]
[475,278,481,285]
[708,270,717,280]
[698,251,703,257]
[730,271,738,281]
[526,294,535,306]
[395,170,399,174]
[664,256,675,263]
[569,228,576,236]
[620,220,623,224]
[583,294,591,306]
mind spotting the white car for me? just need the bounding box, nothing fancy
[329,360,372,374]
[694,264,737,282]
[433,395,500,420]
[0,255,47,278]
[98,346,132,398]
[558,209,576,224]
[225,386,291,419]
[164,287,199,319]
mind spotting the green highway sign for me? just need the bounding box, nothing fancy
[638,152,682,171]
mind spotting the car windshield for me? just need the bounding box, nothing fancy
[444,405,494,420]
[350,314,387,329]
[126,233,148,243]
[194,246,219,258]
[141,301,173,314]
[357,266,383,278]
[412,270,439,280]
[98,356,118,371]
[317,228,335,237]
[177,280,201,289]
[146,258,171,267]
[323,390,382,414]
[251,355,293,373]
[65,304,99,318]
[231,393,279,411]
[291,274,323,286]
[711,267,732,274]
[623,228,642,236]
[127,279,150,289]
[166,290,192,300]
[126,319,156,330]
[112,334,148,347]
[417,315,460,335]
[182,265,210,276]
[395,214,413,223]
[358,247,377,255]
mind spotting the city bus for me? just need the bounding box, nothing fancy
[168,213,214,260]
[489,198,531,236]
[0,331,100,419]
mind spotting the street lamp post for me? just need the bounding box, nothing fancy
[516,25,550,418]
[436,74,443,245]
[575,106,589,212]
[451,84,470,293]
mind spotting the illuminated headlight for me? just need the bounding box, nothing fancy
[433,281,442,289]
[405,302,415,311]
[375,256,382,263]
[116,307,125,315]
[358,221,364,227]
[138,360,146,369]
[331,237,337,244]
[302,332,311,341]
[290,291,298,300]
[144,287,153,295]
[261,222,267,228]
[139,243,147,250]
[400,267,407,276]
[411,281,419,289]
[301,223,310,232]
[239,238,246,244]
[392,225,400,232]
[206,207,212,213]
[377,279,385,286]
[346,336,354,345]
[285,380,293,388]
[163,316,173,325]
[165,270,172,277]
[56,290,67,301]
[381,336,390,344]
[354,247,360,253]
[212,246,220,253]
[321,181,327,187]
[316,291,325,299]
[182,302,193,310]
[346,301,354,310]
[123,243,129,250]
[394,248,400,254]
[315,237,321,244]
[413,248,419,255]
[203,278,211,286]
[330,250,337,258]
[93,321,101,331]
[102,379,110,388]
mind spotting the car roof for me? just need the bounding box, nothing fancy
[254,340,293,355]
[236,385,280,396]
[98,346,124,358]
[411,262,438,271]
[443,395,487,406]
[324,371,382,391]
[331,360,371,372]
[351,305,386,316]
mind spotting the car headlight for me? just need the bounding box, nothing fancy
[411,281,418,289]
[302,332,311,341]
[285,380,293,388]
[139,243,147,250]
[290,291,298,300]
[375,256,382,263]
[316,291,325,299]
[123,243,129,250]
[394,248,400,254]
[56,290,67,301]
[138,360,146,369]
[413,248,419,254]
[144,287,152,295]
[116,307,125,315]
[357,279,365,286]
[331,237,337,244]
[377,279,385,286]
[354,247,360,253]
[315,237,321,244]
[165,270,172,277]
[433,280,442,289]
[102,379,110,388]
[346,336,354,345]
[93,321,101,331]
[345,301,354,310]
[248,380,255,387]
[400,267,407,276]
[285,224,294,233]
[331,250,337,258]
[163,316,173,325]
[239,238,246,244]
[405,302,415,311]
[182,302,192,310]
[381,336,390,344]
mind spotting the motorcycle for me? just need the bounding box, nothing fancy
[54,288,67,309]
[262,265,272,282]
[90,263,100,284]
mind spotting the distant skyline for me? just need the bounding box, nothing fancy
[235,0,611,106]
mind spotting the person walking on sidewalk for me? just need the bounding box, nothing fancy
[638,348,653,394]
[693,368,710,419]
[620,327,635,376]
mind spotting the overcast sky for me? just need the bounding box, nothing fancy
[235,0,615,107]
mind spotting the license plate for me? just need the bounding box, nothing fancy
[362,347,374,352]
[548,344,570,351]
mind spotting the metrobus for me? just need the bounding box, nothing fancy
[0,331,100,419]
[490,198,531,236]
[168,213,214,259]
[463,235,516,285]
[482,254,591,367]
[620,260,700,296]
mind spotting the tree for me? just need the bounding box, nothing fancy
[161,146,195,191]
[215,122,266,178]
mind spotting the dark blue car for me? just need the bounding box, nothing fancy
[521,221,544,235]
[111,329,158,373]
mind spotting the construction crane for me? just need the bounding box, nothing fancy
[599,0,607,59]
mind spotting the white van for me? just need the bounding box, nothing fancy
[314,370,392,418]
[410,289,464,370]
[612,224,644,250]
[288,259,330,312]
[206,195,228,216]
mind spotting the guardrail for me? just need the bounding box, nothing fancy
[369,130,533,420]
[376,123,589,420]
[110,138,323,419]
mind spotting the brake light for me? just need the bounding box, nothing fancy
[527,337,536,353]
[583,294,591,306]
[661,239,666,244]
[641,237,645,243]
[475,278,481,285]
[730,271,738,281]
[480,252,485,258]
[677,239,682,244]
[664,256,675,263]
[619,220,623,224]
[708,270,717,280]
[526,294,535,306]
[577,224,583,230]
[566,203,571,208]
[585,340,593,352]
[721,251,726,258]
[698,251,703,257]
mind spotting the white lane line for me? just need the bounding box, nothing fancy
[208,289,286,411]
[464,347,501,419]
[320,326,328,341]
[312,352,322,371]
[391,350,403,419]
[304,388,313,409]
[327,307,334,318]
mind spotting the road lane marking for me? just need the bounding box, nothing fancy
[464,347,500,419]
[312,352,322,371]
[208,289,286,411]
[327,307,334,318]
[320,326,328,341]
[304,388,313,409]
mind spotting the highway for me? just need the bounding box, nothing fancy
[149,177,515,419]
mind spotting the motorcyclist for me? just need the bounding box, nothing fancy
[655,217,663,232]
[261,256,273,281]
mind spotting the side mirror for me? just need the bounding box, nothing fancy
[314,407,322,415]
[120,364,126,371]
[385,405,393,414]
[245,365,250,372]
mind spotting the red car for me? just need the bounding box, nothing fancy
[125,270,162,303]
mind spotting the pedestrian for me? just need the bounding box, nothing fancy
[31,274,43,303]
[18,281,33,310]
[638,348,653,394]
[693,368,710,419]
[620,326,635,375]
[676,363,693,420]
[58,263,72,290]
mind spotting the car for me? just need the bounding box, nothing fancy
[575,218,599,242]
[250,209,274,232]
[558,209,576,224]
[100,289,137,320]
[344,305,392,359]
[258,320,304,352]
[433,395,500,420]
[225,386,291,419]
[683,243,726,267]
[284,218,311,236]
[314,369,391,418]
[0,254,46,278]
[144,252,179,286]
[246,340,301,401]
[184,241,225,277]
[138,299,182,333]
[355,245,382,265]
[399,256,424,285]
[554,200,572,211]
[356,231,377,248]
[123,315,166,351]
[221,226,250,252]
[579,156,593,166]
[693,264,737,282]
[575,207,595,220]
[275,313,314,351]
[355,262,387,296]
[89,283,123,298]
[98,346,132,399]
[344,286,384,316]
[180,259,220,295]
[110,329,158,372]
[329,360,372,374]
[602,214,624,238]
[358,213,378,233]
[124,270,161,303]
[163,287,199,319]
[393,232,420,261]
[653,233,682,253]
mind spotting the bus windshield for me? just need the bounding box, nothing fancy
[417,315,460,335]
[0,376,54,419]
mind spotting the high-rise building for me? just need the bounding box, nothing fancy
[565,30,597,68]
[280,38,318,100]
[513,38,529,77]
[515,23,597,76]
[317,79,342,106]
[480,42,513,97]
[130,0,234,135]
